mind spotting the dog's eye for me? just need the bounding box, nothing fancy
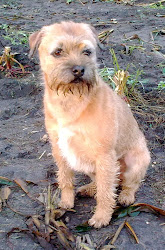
[82,49,92,56]
[53,48,63,57]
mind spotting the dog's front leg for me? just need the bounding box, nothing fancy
[89,151,118,228]
[52,145,75,209]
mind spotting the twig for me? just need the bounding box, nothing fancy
[111,221,125,245]
[45,184,51,225]
[78,0,85,5]
[7,203,30,217]
[38,150,46,159]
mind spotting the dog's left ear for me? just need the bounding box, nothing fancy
[29,30,44,58]
[88,24,104,50]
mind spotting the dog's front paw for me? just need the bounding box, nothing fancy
[59,189,75,209]
[118,190,135,207]
[59,199,74,209]
[88,212,111,228]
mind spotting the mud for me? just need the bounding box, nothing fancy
[0,0,164,249]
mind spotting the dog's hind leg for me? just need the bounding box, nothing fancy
[118,142,150,206]
[76,173,96,197]
[77,182,96,198]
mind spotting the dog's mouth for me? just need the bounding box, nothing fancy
[70,77,84,84]
[50,71,97,96]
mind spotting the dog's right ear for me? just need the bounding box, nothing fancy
[29,30,43,58]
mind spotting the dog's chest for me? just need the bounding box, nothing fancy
[57,127,94,174]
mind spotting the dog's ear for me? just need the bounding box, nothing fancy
[29,30,44,58]
[88,25,104,50]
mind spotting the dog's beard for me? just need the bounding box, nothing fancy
[49,71,97,96]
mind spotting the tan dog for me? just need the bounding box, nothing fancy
[29,21,150,228]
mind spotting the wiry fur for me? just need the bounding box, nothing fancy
[29,21,151,228]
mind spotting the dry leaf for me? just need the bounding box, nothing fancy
[14,178,38,202]
[32,215,41,229]
[113,70,129,98]
[98,29,114,43]
[51,219,75,242]
[57,230,73,250]
[78,242,94,250]
[0,47,25,77]
[76,234,95,250]
[14,178,29,194]
[0,186,11,201]
[0,186,11,210]
[36,192,48,204]
[7,227,29,237]
[133,203,165,216]
[0,197,2,212]
[101,245,116,250]
[125,34,141,41]
[50,208,66,220]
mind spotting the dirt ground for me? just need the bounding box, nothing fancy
[0,0,165,249]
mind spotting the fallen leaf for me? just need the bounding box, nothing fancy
[50,208,76,220]
[57,230,73,250]
[51,219,75,242]
[0,176,14,186]
[114,205,139,218]
[79,242,95,250]
[7,227,29,237]
[32,215,41,229]
[75,221,92,233]
[101,245,116,249]
[76,234,95,250]
[0,186,11,201]
[113,70,129,99]
[14,178,29,194]
[125,34,141,41]
[116,207,128,218]
[36,192,48,204]
[0,197,2,212]
[132,203,165,216]
[129,211,140,217]
[51,208,66,220]
[14,178,38,202]
[114,202,165,219]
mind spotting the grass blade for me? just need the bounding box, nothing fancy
[125,221,139,244]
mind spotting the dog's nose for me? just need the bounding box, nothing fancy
[72,65,85,77]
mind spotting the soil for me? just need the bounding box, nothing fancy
[0,0,165,249]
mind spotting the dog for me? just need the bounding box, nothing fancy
[29,21,150,228]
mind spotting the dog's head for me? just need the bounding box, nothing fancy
[29,21,99,95]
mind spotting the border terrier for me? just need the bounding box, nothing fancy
[29,21,150,228]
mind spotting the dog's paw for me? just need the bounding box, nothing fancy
[118,190,135,206]
[59,188,75,209]
[88,212,111,228]
[59,199,74,209]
